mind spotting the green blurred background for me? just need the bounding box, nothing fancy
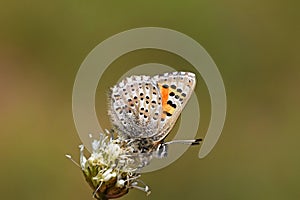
[0,1,299,199]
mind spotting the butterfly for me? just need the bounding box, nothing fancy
[67,71,201,200]
[108,71,201,158]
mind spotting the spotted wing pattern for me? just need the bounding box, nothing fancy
[152,72,196,140]
[108,71,196,141]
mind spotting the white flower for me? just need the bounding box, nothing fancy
[76,132,151,200]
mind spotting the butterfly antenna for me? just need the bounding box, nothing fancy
[65,154,81,168]
[192,138,202,145]
[164,138,202,146]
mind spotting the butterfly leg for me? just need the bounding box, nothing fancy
[154,143,168,158]
[130,179,151,196]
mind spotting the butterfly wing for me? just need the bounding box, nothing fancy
[109,75,163,139]
[151,71,196,141]
[108,72,196,141]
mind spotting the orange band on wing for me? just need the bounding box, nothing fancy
[159,85,173,114]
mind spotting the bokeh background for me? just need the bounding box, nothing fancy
[0,1,299,200]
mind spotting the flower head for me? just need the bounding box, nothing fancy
[78,133,151,200]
